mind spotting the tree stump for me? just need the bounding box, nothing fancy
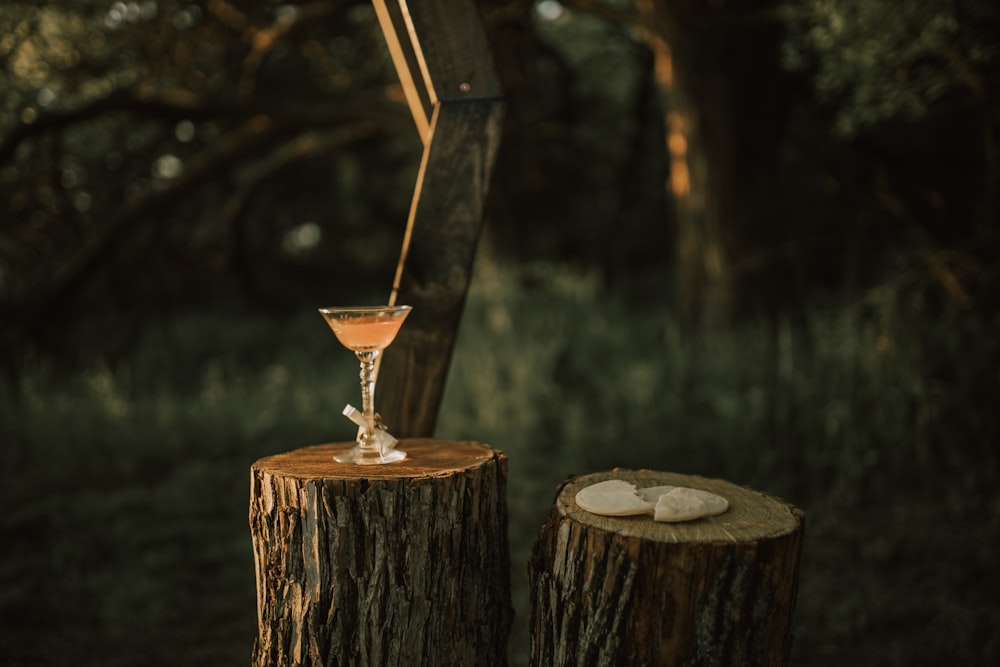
[250,439,512,667]
[529,470,805,667]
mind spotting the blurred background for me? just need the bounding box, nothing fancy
[1,0,998,665]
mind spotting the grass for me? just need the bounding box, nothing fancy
[440,257,1000,666]
[2,255,998,666]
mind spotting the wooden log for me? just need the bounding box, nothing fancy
[250,439,513,667]
[529,470,805,667]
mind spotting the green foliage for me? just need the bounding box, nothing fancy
[0,0,415,321]
[8,259,992,665]
[478,2,670,273]
[780,0,997,135]
[444,254,998,503]
[447,259,1000,664]
[1,2,998,664]
[1,308,357,665]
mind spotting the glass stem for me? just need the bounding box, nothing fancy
[357,350,379,449]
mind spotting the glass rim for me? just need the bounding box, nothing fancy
[318,305,412,315]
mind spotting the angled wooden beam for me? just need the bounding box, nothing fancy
[373,0,504,437]
[373,0,503,139]
[372,0,435,139]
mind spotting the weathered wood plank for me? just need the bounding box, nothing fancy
[370,0,504,437]
[401,0,503,102]
[373,0,503,136]
[378,97,504,437]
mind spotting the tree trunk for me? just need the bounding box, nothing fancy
[638,0,792,326]
[250,439,513,666]
[529,470,804,666]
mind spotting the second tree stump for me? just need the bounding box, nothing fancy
[529,469,805,666]
[250,439,512,667]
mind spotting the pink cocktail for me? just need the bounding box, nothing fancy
[318,305,412,464]
[325,315,408,352]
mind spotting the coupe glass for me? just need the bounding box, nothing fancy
[318,305,412,464]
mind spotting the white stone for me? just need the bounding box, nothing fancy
[576,480,731,523]
[653,487,729,522]
[574,480,654,516]
[636,485,677,504]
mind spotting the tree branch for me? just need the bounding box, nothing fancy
[233,1,354,101]
[0,83,409,165]
[0,114,396,351]
[2,115,276,350]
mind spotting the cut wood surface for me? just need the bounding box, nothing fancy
[250,439,512,667]
[530,469,805,667]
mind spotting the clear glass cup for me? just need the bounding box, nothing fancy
[318,305,412,464]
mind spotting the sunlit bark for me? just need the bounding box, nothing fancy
[636,0,791,326]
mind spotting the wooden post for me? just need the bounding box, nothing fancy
[529,470,805,666]
[372,0,505,438]
[250,439,513,666]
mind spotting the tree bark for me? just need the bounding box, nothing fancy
[529,470,804,667]
[250,439,513,667]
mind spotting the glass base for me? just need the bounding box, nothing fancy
[333,445,407,465]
